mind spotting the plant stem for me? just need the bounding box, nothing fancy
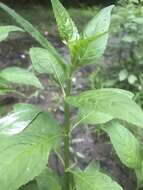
[63,78,72,190]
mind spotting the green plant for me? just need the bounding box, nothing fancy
[0,1,143,190]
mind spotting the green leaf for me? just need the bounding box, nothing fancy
[71,32,107,66]
[104,121,142,169]
[36,167,61,190]
[73,168,123,190]
[66,88,143,127]
[83,5,114,37]
[19,181,39,190]
[51,0,79,42]
[30,47,66,83]
[135,168,143,189]
[0,104,61,190]
[0,25,23,42]
[0,2,65,65]
[0,103,41,135]
[85,161,100,173]
[0,67,43,89]
[73,5,114,66]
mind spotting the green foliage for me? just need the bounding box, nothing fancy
[66,88,143,127]
[73,168,123,190]
[0,67,43,89]
[70,6,114,66]
[51,0,80,42]
[0,25,23,42]
[104,121,142,169]
[0,104,61,190]
[71,32,107,66]
[0,2,66,66]
[20,181,38,190]
[109,0,143,106]
[30,48,67,84]
[0,0,143,190]
[36,168,61,190]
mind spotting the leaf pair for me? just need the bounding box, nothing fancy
[71,5,114,66]
[0,104,62,190]
[51,0,114,66]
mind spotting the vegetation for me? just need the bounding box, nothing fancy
[0,0,143,190]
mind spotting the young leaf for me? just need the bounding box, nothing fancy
[0,25,24,42]
[30,48,67,84]
[66,88,143,127]
[103,121,142,169]
[0,104,62,190]
[73,168,123,190]
[83,5,114,37]
[51,0,79,42]
[0,67,43,89]
[36,168,61,190]
[70,32,108,66]
[72,5,114,66]
[0,2,65,65]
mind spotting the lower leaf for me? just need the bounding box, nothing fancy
[19,181,39,190]
[0,105,62,190]
[73,168,123,190]
[104,121,142,169]
[36,167,61,190]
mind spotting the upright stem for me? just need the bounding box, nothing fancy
[63,78,72,190]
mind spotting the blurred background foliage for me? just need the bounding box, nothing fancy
[90,0,143,107]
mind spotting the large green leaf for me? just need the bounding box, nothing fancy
[0,3,65,66]
[0,67,43,89]
[66,88,143,127]
[71,5,114,66]
[51,0,79,42]
[0,25,23,42]
[36,168,61,190]
[0,104,62,190]
[104,121,142,169]
[30,47,66,83]
[73,168,123,190]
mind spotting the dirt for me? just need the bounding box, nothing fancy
[0,33,136,190]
